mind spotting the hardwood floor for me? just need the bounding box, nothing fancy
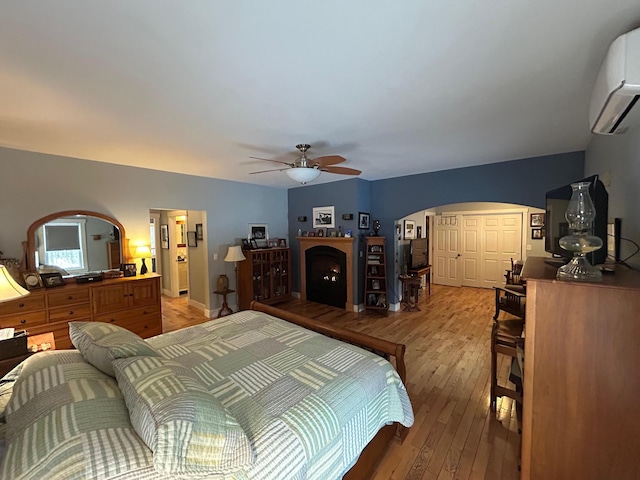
[161,285,520,480]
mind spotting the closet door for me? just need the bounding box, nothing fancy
[461,213,522,288]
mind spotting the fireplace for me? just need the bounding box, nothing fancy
[305,246,347,309]
[298,237,355,311]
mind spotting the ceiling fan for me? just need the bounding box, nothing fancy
[250,144,361,184]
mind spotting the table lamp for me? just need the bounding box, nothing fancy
[0,265,30,303]
[134,245,152,275]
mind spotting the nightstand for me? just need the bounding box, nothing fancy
[0,332,56,378]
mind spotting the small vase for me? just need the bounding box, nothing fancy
[556,181,603,282]
[217,274,229,292]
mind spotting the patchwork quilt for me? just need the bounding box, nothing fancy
[0,310,414,479]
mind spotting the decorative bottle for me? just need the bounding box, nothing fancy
[556,181,603,282]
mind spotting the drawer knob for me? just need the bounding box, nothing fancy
[68,311,74,315]
[67,296,73,300]
[109,319,115,323]
[20,319,26,324]
[19,303,24,308]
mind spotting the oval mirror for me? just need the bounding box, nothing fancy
[27,211,126,275]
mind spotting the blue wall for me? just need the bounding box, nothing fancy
[289,151,585,305]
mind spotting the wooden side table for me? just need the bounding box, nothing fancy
[214,289,235,318]
[399,275,422,311]
[408,265,431,295]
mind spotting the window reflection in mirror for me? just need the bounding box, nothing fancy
[35,216,121,275]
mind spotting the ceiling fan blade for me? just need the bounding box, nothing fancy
[312,155,346,167]
[321,166,361,176]
[249,167,290,174]
[249,156,294,166]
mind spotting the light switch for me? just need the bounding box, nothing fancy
[526,244,532,251]
[213,253,218,260]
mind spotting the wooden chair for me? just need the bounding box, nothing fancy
[504,258,524,285]
[490,315,525,410]
[493,285,526,320]
[491,270,526,411]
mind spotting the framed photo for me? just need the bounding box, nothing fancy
[372,279,380,290]
[40,272,66,288]
[247,223,269,248]
[278,238,287,248]
[22,271,43,290]
[531,228,543,240]
[328,229,338,237]
[358,212,370,230]
[120,263,137,277]
[313,206,335,228]
[241,238,250,250]
[316,229,325,237]
[250,238,259,249]
[195,223,203,241]
[187,231,197,247]
[530,213,545,227]
[404,220,416,240]
[160,224,169,249]
[307,231,316,237]
[267,239,279,248]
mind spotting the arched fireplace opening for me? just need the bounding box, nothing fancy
[305,246,347,309]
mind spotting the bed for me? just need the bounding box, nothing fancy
[0,302,414,480]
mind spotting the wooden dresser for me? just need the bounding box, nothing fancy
[0,274,162,349]
[520,257,640,480]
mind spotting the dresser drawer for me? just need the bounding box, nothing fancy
[47,288,90,308]
[0,295,46,316]
[48,304,92,322]
[126,316,163,339]
[94,304,160,327]
[0,311,48,329]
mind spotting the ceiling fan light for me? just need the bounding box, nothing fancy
[286,167,321,184]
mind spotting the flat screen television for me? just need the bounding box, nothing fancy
[409,237,428,269]
[545,174,608,265]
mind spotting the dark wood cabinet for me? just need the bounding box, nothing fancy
[364,237,388,314]
[237,248,291,311]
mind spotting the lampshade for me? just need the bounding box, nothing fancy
[286,167,321,184]
[224,245,246,262]
[134,245,152,258]
[0,265,30,303]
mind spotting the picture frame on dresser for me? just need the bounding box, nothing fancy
[39,272,65,288]
[22,271,43,290]
[120,263,137,277]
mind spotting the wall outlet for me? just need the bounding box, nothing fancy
[213,253,218,260]
[526,244,532,251]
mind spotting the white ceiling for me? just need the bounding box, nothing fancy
[1,1,639,188]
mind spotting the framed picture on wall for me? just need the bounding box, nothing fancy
[248,224,268,241]
[530,213,545,227]
[187,231,197,247]
[404,220,416,240]
[313,206,335,228]
[195,223,203,241]
[160,224,169,249]
[531,228,543,240]
[358,212,370,230]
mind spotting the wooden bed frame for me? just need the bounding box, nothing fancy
[250,302,410,480]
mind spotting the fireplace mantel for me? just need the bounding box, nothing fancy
[297,237,355,311]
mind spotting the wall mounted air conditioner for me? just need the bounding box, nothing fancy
[590,27,640,135]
